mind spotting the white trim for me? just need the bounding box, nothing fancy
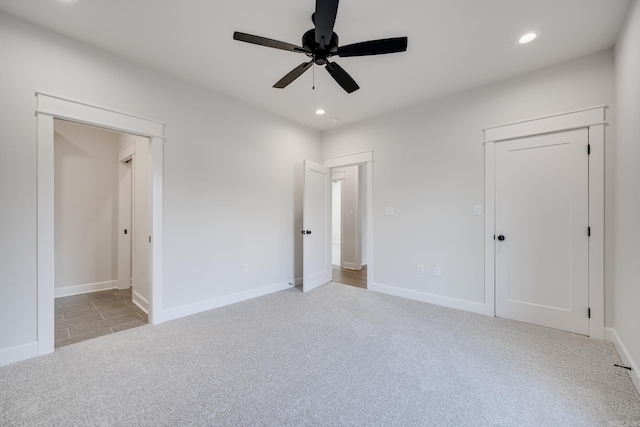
[483,106,608,143]
[160,281,291,323]
[54,281,117,298]
[133,291,149,314]
[605,328,640,394]
[37,115,55,357]
[35,92,165,127]
[483,105,608,132]
[483,106,606,339]
[370,282,485,315]
[294,277,303,286]
[118,143,135,162]
[588,125,605,340]
[35,93,165,363]
[483,141,496,317]
[342,262,357,270]
[323,152,374,290]
[0,342,38,368]
[323,150,373,168]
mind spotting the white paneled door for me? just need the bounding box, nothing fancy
[303,160,332,292]
[495,129,589,335]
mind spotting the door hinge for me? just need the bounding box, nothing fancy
[588,227,591,237]
[588,308,591,319]
[149,236,151,243]
[588,144,591,155]
[493,234,496,240]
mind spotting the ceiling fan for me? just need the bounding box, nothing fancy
[233,0,408,94]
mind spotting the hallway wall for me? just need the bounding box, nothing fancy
[54,120,121,296]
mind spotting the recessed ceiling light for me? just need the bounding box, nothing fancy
[518,32,538,44]
[316,109,325,115]
[58,0,79,3]
[330,118,339,123]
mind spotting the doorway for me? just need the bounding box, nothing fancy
[53,120,150,347]
[301,151,374,293]
[483,105,606,339]
[494,129,589,335]
[35,92,165,357]
[331,166,367,289]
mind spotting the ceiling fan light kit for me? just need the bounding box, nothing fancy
[233,0,408,93]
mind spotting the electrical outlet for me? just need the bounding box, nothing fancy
[434,266,442,277]
[243,264,249,273]
[417,264,424,274]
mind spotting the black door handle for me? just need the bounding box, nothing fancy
[497,235,505,241]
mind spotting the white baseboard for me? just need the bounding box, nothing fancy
[293,277,303,286]
[342,262,358,270]
[54,280,117,298]
[362,259,367,265]
[605,327,640,394]
[133,291,149,314]
[0,341,38,367]
[370,282,485,315]
[160,281,292,323]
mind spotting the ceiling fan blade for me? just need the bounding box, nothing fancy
[274,61,314,89]
[337,37,408,57]
[314,0,339,47]
[325,61,359,94]
[233,31,308,53]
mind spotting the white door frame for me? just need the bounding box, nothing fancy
[36,92,165,357]
[324,151,374,290]
[483,106,607,339]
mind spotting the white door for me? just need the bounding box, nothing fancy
[303,160,332,292]
[117,159,133,290]
[495,129,589,335]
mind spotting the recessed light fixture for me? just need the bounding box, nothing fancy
[518,32,539,44]
[316,109,325,115]
[330,118,339,123]
[58,0,79,3]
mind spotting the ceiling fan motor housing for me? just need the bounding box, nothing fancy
[302,29,339,65]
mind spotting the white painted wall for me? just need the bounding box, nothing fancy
[54,120,120,295]
[331,180,341,246]
[612,0,640,383]
[0,12,320,363]
[322,50,615,312]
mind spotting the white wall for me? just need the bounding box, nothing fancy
[322,50,615,312]
[612,0,640,384]
[0,12,320,363]
[54,120,120,295]
[331,180,341,245]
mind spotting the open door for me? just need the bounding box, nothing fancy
[303,160,332,292]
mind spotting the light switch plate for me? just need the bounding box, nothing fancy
[473,204,482,216]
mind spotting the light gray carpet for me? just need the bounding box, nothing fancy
[1,283,639,426]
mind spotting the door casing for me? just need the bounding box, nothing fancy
[324,151,374,290]
[36,92,165,357]
[483,106,606,339]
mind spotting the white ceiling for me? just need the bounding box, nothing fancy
[0,0,630,130]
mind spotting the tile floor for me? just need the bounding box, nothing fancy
[54,288,147,348]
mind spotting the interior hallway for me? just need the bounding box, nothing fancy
[54,288,147,348]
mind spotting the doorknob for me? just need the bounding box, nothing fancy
[301,230,312,235]
[497,235,505,241]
